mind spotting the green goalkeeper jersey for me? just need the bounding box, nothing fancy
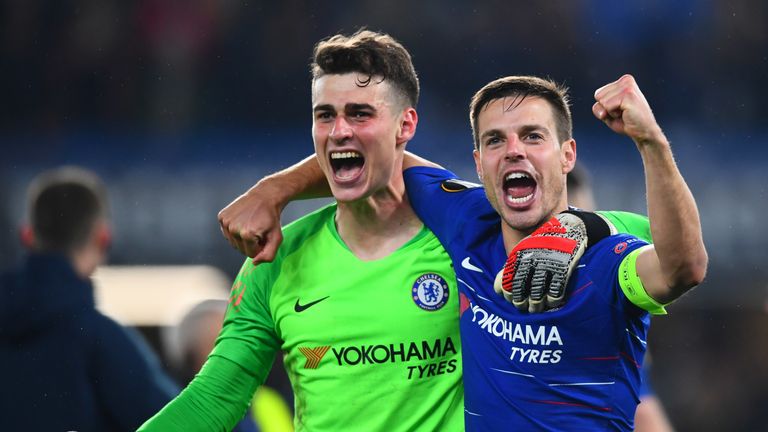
[142,203,463,431]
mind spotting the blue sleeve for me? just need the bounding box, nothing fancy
[90,316,179,430]
[639,364,655,398]
[586,234,651,313]
[404,166,496,245]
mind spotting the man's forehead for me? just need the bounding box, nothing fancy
[478,96,555,130]
[312,73,392,104]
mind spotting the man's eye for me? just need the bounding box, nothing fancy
[526,133,543,141]
[316,112,333,121]
[352,111,371,119]
[485,137,502,146]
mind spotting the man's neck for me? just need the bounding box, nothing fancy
[70,246,102,279]
[335,183,422,261]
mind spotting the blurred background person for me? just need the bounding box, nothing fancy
[0,166,178,432]
[164,299,293,432]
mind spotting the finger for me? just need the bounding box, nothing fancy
[592,102,608,121]
[546,284,566,310]
[593,79,618,101]
[231,226,260,257]
[529,267,548,303]
[528,269,546,313]
[511,254,533,309]
[252,231,282,264]
[595,86,627,117]
[219,223,233,246]
[242,235,264,259]
[231,232,250,257]
[218,215,236,246]
[493,269,505,295]
[599,90,631,119]
[594,74,633,101]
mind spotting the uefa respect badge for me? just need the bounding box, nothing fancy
[412,273,449,311]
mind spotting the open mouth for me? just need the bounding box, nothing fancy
[503,172,536,205]
[330,151,365,181]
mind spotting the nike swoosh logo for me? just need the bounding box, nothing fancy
[461,257,483,273]
[294,296,330,313]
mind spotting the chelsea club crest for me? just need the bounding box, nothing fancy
[412,273,449,311]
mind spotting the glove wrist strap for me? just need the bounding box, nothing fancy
[561,209,616,248]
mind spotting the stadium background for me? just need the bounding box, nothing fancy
[1,1,766,430]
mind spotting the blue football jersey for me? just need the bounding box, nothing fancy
[405,166,651,431]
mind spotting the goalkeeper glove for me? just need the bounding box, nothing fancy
[493,210,615,313]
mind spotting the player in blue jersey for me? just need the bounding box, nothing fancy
[398,74,706,430]
[218,74,706,430]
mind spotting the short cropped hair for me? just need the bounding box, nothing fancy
[311,29,419,108]
[26,166,108,253]
[469,76,572,149]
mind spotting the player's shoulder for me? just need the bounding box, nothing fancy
[596,210,652,243]
[584,233,648,265]
[405,166,482,191]
[281,204,336,245]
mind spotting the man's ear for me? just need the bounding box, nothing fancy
[396,107,418,145]
[473,148,483,181]
[95,222,112,251]
[561,138,576,174]
[20,225,34,249]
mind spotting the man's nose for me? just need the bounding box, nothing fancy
[504,136,525,161]
[330,116,353,142]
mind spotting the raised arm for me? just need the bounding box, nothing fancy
[593,74,708,304]
[218,155,330,262]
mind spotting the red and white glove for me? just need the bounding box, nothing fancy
[494,210,615,313]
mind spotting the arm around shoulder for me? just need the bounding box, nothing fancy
[403,151,443,170]
[218,154,330,261]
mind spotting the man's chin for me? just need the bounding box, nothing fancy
[331,184,368,204]
[500,209,545,233]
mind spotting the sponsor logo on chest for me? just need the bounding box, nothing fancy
[297,337,459,380]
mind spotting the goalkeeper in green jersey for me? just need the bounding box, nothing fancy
[140,30,464,432]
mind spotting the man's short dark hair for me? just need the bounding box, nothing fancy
[469,76,572,149]
[311,29,419,108]
[26,167,108,253]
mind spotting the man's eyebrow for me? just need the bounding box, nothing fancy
[480,129,504,140]
[312,104,334,113]
[345,103,376,112]
[519,124,548,134]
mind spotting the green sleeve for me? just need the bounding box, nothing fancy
[598,210,653,243]
[213,258,281,376]
[138,355,260,431]
[140,259,282,431]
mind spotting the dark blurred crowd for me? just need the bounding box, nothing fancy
[2,0,767,134]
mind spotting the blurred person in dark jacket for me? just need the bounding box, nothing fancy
[0,166,178,432]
